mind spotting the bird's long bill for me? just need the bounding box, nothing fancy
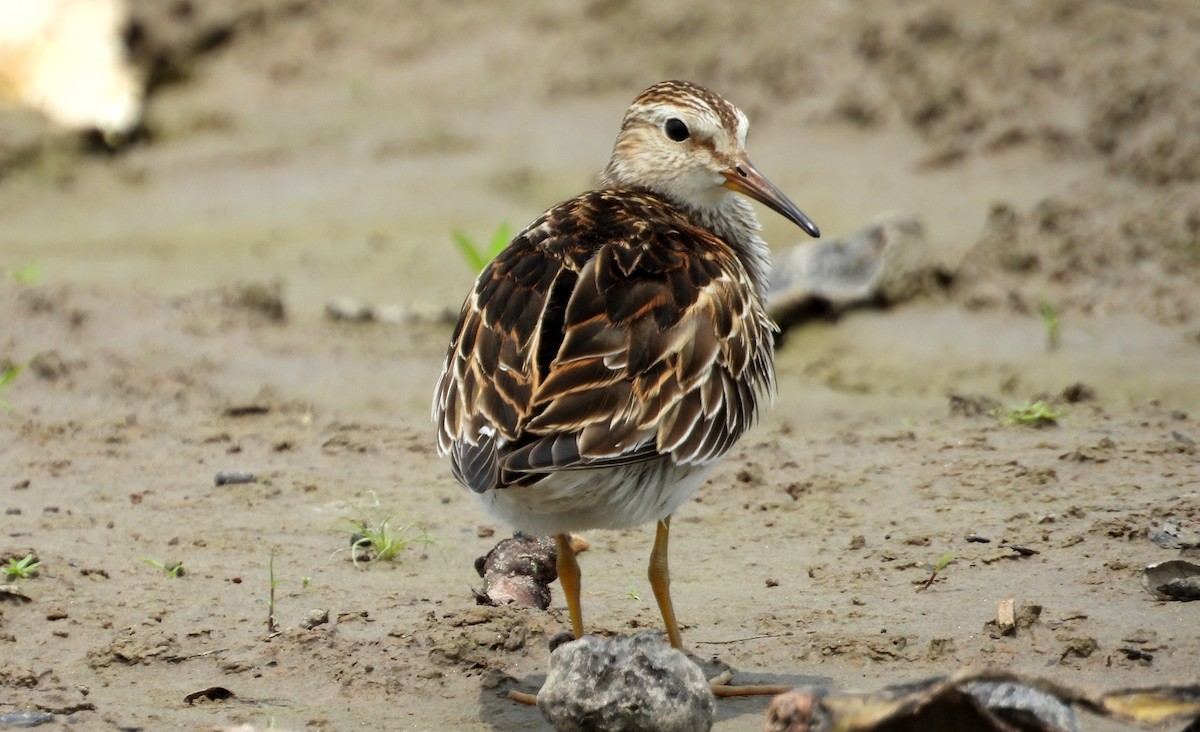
[723,154,820,238]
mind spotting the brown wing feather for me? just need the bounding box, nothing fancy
[433,189,775,494]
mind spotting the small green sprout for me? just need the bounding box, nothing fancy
[450,223,511,273]
[2,554,40,579]
[998,400,1065,427]
[0,362,22,414]
[142,558,186,578]
[918,551,955,591]
[626,589,641,601]
[338,516,433,568]
[1038,300,1061,351]
[266,553,279,633]
[261,556,312,633]
[13,262,40,286]
[334,492,433,569]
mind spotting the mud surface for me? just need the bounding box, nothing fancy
[1,1,1198,730]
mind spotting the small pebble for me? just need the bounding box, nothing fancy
[214,471,257,486]
[223,404,269,417]
[325,297,374,322]
[300,608,330,630]
[0,712,54,727]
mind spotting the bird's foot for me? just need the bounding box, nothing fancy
[507,690,538,705]
[708,670,792,698]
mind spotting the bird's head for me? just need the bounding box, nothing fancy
[601,80,819,238]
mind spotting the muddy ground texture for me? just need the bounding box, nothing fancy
[2,1,1199,730]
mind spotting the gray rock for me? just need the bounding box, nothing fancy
[538,633,715,732]
[1142,559,1200,601]
[1148,520,1200,550]
[214,470,257,486]
[767,213,937,326]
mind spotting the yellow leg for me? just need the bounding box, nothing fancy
[556,533,584,639]
[648,517,684,650]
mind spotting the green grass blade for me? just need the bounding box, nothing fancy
[450,231,487,272]
[13,262,40,285]
[0,362,21,389]
[0,362,22,414]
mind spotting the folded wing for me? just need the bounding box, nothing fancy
[433,190,775,494]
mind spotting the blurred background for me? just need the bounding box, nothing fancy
[2,0,1198,417]
[2,3,1198,730]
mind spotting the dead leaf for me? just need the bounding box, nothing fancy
[183,686,234,704]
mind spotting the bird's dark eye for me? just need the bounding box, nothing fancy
[664,118,690,142]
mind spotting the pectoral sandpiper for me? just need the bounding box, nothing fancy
[434,79,819,661]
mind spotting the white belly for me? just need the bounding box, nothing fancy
[474,459,718,535]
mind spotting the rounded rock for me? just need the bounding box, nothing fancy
[538,632,715,732]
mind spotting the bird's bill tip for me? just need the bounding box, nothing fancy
[722,157,820,239]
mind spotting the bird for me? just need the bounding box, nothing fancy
[433,80,819,654]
